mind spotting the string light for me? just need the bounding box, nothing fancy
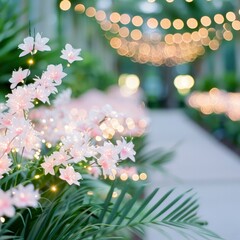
[188,89,240,121]
[51,186,57,192]
[27,58,34,65]
[61,2,240,66]
[59,0,71,11]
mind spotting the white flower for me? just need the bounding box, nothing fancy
[60,44,83,64]
[12,184,40,208]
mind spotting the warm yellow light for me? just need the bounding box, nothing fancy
[125,74,140,90]
[173,19,184,30]
[51,186,57,192]
[120,173,128,181]
[223,31,233,41]
[112,191,118,198]
[95,10,106,22]
[46,142,52,148]
[118,74,128,87]
[198,28,208,38]
[120,14,131,25]
[187,18,198,29]
[139,173,148,181]
[174,75,195,91]
[0,217,5,223]
[87,191,94,196]
[132,16,143,27]
[95,136,102,141]
[100,21,112,31]
[34,175,40,179]
[60,0,71,11]
[214,14,224,24]
[74,4,85,13]
[173,33,182,44]
[85,7,96,17]
[226,11,236,22]
[182,32,191,43]
[130,29,142,41]
[110,37,122,49]
[110,23,120,34]
[160,18,171,29]
[232,20,240,30]
[119,27,129,37]
[209,39,220,50]
[201,16,211,27]
[147,18,158,29]
[132,174,140,181]
[110,12,121,23]
[28,58,34,65]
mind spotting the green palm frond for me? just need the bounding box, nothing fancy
[1,181,221,240]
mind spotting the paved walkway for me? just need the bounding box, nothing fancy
[145,109,240,240]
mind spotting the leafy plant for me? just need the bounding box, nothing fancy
[0,179,221,240]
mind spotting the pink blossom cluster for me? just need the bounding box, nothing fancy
[40,102,136,184]
[0,33,83,218]
[0,184,39,218]
[30,87,148,145]
[0,32,137,207]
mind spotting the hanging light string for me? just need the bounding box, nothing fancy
[60,1,239,65]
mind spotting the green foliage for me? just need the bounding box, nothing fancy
[193,73,240,92]
[60,52,117,98]
[0,139,220,240]
[0,179,221,240]
[0,0,27,99]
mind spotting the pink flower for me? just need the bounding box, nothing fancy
[0,112,14,129]
[59,166,82,185]
[28,84,50,104]
[97,156,117,178]
[6,86,34,114]
[41,156,56,175]
[34,33,51,52]
[34,72,58,96]
[60,44,83,64]
[98,142,119,162]
[51,150,69,166]
[69,145,87,163]
[0,190,15,217]
[12,184,40,208]
[0,155,12,179]
[46,64,66,85]
[18,36,34,57]
[117,138,136,162]
[9,68,30,89]
[0,136,12,155]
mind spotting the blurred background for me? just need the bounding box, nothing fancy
[1,0,240,239]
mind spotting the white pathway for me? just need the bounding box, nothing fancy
[145,109,240,240]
